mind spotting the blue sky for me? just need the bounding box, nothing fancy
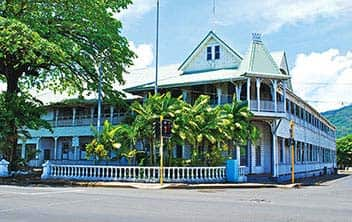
[116,0,352,112]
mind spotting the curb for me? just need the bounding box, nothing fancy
[1,179,301,189]
[43,181,301,189]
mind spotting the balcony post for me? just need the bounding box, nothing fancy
[110,105,114,123]
[217,86,222,105]
[256,78,261,111]
[182,89,188,103]
[72,108,76,126]
[246,78,251,110]
[55,109,59,127]
[273,80,278,112]
[283,81,287,113]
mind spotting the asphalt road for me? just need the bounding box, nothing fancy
[0,175,351,222]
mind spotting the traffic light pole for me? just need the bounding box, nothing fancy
[159,116,164,185]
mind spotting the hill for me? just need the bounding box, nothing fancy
[322,104,352,139]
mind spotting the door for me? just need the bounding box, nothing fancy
[44,149,51,160]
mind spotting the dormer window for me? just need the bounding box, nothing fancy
[206,46,212,60]
[215,45,220,59]
[206,45,220,61]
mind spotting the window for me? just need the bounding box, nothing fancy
[176,145,182,158]
[214,45,220,59]
[206,46,212,60]
[255,145,261,166]
[296,142,301,162]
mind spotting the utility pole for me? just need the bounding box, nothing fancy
[290,120,295,184]
[154,0,160,95]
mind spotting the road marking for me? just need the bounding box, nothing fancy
[0,189,85,196]
[0,186,85,196]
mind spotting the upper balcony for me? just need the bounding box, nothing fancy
[44,106,127,128]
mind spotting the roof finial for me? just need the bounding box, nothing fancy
[252,33,262,42]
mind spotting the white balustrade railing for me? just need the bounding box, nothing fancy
[42,162,226,183]
[250,100,285,113]
[238,166,248,182]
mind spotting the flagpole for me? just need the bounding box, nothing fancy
[154,0,160,95]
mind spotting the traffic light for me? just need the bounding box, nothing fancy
[153,121,160,138]
[162,119,172,138]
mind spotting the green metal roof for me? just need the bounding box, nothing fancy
[240,36,288,79]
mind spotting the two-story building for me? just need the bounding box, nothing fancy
[19,31,336,181]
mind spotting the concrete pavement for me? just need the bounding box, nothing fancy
[0,174,351,222]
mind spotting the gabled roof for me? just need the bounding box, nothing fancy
[178,31,243,71]
[240,34,289,80]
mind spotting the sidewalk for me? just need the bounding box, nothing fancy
[2,171,350,189]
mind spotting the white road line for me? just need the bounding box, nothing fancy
[0,189,85,196]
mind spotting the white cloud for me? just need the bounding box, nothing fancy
[114,0,156,23]
[216,0,352,33]
[128,41,154,70]
[291,49,352,112]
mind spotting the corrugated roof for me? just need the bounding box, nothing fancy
[124,68,245,91]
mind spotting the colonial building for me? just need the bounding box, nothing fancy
[19,31,336,181]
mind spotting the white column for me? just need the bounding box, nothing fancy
[283,81,287,113]
[54,137,58,160]
[247,78,251,110]
[36,138,40,161]
[182,90,188,103]
[217,86,222,105]
[72,136,79,160]
[21,143,26,159]
[256,78,261,111]
[251,143,256,173]
[282,138,286,164]
[72,107,76,126]
[236,145,241,166]
[272,132,278,177]
[110,105,114,123]
[273,80,278,112]
[235,83,242,101]
[55,109,59,127]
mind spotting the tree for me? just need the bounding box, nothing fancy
[336,134,352,168]
[0,1,135,167]
[85,120,121,161]
[0,92,51,168]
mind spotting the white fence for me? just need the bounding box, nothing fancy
[42,162,227,183]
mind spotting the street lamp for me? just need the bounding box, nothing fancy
[81,50,106,136]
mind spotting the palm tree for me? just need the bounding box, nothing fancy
[131,92,182,165]
[221,96,260,158]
